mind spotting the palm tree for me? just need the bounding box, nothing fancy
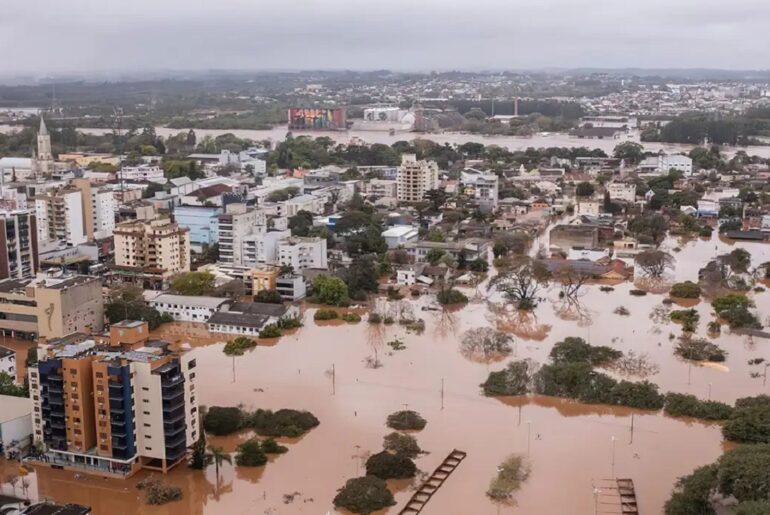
[205,445,231,482]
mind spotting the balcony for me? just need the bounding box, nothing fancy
[111,439,127,450]
[164,422,186,438]
[162,375,184,388]
[162,388,185,403]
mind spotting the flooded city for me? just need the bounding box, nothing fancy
[2,231,767,514]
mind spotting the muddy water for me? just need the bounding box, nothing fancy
[3,123,769,158]
[5,235,769,514]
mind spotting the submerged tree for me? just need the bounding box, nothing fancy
[635,250,674,279]
[460,327,514,363]
[489,257,550,310]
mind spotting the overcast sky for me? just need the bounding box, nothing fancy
[3,0,770,75]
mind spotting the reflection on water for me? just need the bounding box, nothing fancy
[12,234,770,514]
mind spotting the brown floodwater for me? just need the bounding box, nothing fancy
[4,233,770,514]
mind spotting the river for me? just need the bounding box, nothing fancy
[2,123,770,158]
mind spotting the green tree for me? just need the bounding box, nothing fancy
[235,439,267,467]
[425,248,446,266]
[575,181,595,197]
[333,476,396,514]
[170,271,216,296]
[288,210,314,237]
[312,275,350,306]
[613,142,644,164]
[365,451,417,480]
[254,289,283,304]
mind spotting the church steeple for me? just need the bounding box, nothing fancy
[39,116,49,136]
[37,114,54,175]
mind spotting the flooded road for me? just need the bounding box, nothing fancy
[3,235,770,514]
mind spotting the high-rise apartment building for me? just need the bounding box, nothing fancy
[113,218,190,285]
[217,203,266,265]
[35,181,116,247]
[29,321,199,476]
[396,154,439,202]
[0,210,38,280]
[35,188,87,246]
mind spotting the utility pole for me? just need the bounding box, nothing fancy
[611,436,616,478]
[527,420,532,456]
[440,378,444,410]
[629,413,635,444]
[332,364,336,395]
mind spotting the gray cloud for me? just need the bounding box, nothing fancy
[2,0,769,74]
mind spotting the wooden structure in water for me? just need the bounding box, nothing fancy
[397,449,467,514]
[594,478,639,514]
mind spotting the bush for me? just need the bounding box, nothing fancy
[736,501,770,515]
[712,294,762,329]
[333,476,396,514]
[629,289,647,296]
[718,444,770,502]
[549,337,622,367]
[675,337,727,362]
[664,464,718,515]
[235,438,268,467]
[342,312,362,323]
[314,309,339,321]
[664,393,733,420]
[386,410,427,431]
[670,281,702,299]
[383,432,422,459]
[277,315,303,329]
[487,455,531,500]
[367,313,382,324]
[203,407,243,436]
[258,323,282,338]
[365,451,417,479]
[436,288,469,305]
[670,309,700,332]
[699,225,713,238]
[138,477,183,505]
[723,396,770,443]
[534,362,664,410]
[481,360,536,396]
[254,289,283,304]
[599,286,615,293]
[248,408,320,438]
[469,258,490,273]
[383,316,395,325]
[223,336,257,356]
[261,438,288,454]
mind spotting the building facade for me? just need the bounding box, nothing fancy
[29,321,199,477]
[277,237,327,271]
[173,206,221,252]
[396,154,439,202]
[117,166,165,182]
[35,188,87,247]
[113,218,190,284]
[0,210,38,280]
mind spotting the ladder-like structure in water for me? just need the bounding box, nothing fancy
[398,449,467,514]
[594,478,639,514]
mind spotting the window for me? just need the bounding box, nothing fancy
[143,411,150,415]
[143,399,149,403]
[145,446,152,451]
[188,359,196,369]
[142,387,149,391]
[96,372,103,378]
[144,423,151,427]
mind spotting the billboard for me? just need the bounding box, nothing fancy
[288,108,347,130]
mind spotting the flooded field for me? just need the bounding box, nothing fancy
[3,234,770,514]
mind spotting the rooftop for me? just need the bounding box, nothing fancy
[150,294,230,309]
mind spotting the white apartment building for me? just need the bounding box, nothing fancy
[147,294,230,323]
[217,204,264,265]
[35,188,87,246]
[242,229,292,266]
[277,237,328,271]
[639,155,693,175]
[397,154,439,202]
[460,169,499,209]
[607,183,637,203]
[117,165,165,182]
[282,194,326,217]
